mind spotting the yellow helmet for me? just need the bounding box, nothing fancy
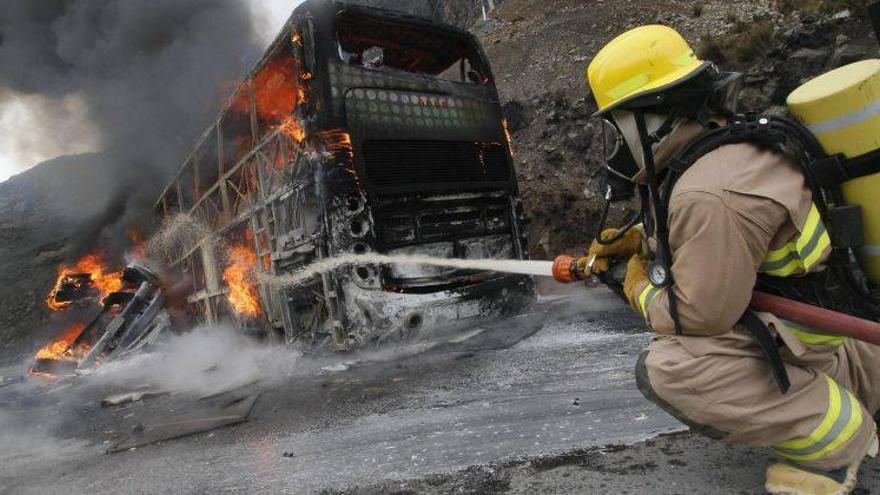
[588,25,711,114]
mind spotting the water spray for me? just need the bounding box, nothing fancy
[263,253,557,288]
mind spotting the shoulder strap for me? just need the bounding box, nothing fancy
[667,114,808,189]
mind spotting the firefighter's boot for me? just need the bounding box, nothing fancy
[765,436,878,495]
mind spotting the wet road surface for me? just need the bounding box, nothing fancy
[1,287,878,494]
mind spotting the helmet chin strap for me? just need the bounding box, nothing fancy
[634,110,684,336]
[614,111,681,171]
[647,111,681,145]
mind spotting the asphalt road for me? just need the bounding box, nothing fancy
[1,287,879,494]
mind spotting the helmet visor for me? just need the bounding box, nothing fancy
[601,119,622,163]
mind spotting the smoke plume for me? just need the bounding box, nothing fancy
[0,0,260,168]
[0,0,264,255]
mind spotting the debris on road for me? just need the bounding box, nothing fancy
[101,388,168,408]
[110,394,259,453]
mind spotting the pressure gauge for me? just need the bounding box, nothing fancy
[648,262,670,287]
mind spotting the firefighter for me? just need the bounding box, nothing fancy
[576,25,880,494]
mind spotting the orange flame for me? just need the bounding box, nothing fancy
[319,130,355,179]
[32,323,88,364]
[235,56,306,125]
[223,243,263,317]
[278,116,306,144]
[502,118,515,158]
[319,130,353,155]
[128,230,148,260]
[273,116,308,171]
[46,253,123,311]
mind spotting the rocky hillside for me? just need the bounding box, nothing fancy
[353,0,504,28]
[479,0,878,259]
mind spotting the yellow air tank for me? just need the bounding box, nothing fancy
[787,59,880,284]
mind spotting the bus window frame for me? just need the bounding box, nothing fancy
[303,18,318,75]
[332,10,491,85]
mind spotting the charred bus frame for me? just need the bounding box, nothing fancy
[154,0,533,349]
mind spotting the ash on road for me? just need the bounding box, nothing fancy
[1,287,878,494]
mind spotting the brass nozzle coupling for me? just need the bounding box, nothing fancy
[552,255,585,283]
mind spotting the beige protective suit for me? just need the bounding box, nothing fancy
[633,133,880,470]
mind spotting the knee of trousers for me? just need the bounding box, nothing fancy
[771,377,878,470]
[635,350,728,440]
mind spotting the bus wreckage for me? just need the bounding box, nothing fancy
[32,263,170,378]
[149,0,534,351]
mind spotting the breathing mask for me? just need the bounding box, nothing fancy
[600,118,639,201]
[600,111,682,201]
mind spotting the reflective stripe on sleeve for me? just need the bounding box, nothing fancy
[797,206,831,271]
[637,285,661,316]
[760,205,830,276]
[773,376,863,462]
[760,245,801,276]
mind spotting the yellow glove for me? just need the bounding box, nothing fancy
[623,254,650,311]
[580,226,645,276]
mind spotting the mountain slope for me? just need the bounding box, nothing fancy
[481,0,877,258]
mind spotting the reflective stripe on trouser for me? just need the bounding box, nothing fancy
[773,375,862,462]
[640,332,880,470]
[781,319,847,348]
[759,204,831,276]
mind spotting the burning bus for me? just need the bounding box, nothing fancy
[154,0,534,350]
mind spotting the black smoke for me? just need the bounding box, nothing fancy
[0,0,263,254]
[0,0,260,166]
[0,0,272,365]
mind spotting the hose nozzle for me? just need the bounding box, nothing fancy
[552,255,585,283]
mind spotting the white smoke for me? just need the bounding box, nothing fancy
[249,0,305,44]
[89,325,297,397]
[0,410,94,478]
[0,93,102,182]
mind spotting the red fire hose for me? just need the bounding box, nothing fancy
[552,255,880,345]
[751,291,880,346]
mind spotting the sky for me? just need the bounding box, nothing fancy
[0,0,303,183]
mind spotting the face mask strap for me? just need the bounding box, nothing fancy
[634,110,684,335]
[605,164,634,182]
[647,110,680,146]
